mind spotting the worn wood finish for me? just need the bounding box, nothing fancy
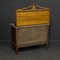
[11,24,49,54]
[16,11,50,26]
[11,4,50,54]
[15,4,50,26]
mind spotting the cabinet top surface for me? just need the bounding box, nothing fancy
[11,24,49,28]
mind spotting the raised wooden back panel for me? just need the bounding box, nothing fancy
[16,4,50,26]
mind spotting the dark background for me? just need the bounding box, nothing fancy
[0,0,60,41]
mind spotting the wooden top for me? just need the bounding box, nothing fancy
[11,23,49,28]
[16,4,50,12]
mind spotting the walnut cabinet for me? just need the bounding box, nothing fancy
[11,24,50,54]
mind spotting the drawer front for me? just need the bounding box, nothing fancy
[16,25,49,45]
[16,10,50,26]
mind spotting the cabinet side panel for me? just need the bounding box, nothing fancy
[11,26,16,45]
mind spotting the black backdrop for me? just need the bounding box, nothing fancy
[0,0,60,41]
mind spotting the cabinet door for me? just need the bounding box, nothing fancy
[30,26,48,42]
[17,27,31,44]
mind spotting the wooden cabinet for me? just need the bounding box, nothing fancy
[11,24,50,54]
[11,4,50,54]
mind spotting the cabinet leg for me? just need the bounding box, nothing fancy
[46,45,48,49]
[45,43,49,49]
[11,43,14,50]
[16,47,18,55]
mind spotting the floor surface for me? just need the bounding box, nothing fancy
[0,41,60,60]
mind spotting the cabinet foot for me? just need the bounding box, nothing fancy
[16,47,18,55]
[45,43,49,50]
